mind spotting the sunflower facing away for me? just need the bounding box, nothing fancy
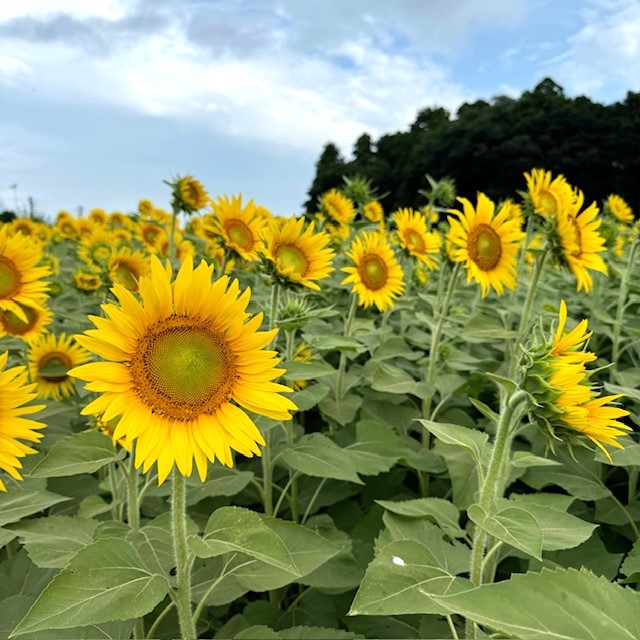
[69,255,297,484]
[524,301,630,459]
[552,190,607,292]
[0,351,46,491]
[524,168,575,218]
[29,333,92,401]
[176,175,208,212]
[342,231,405,312]
[261,217,335,290]
[447,193,525,297]
[392,207,441,270]
[605,194,634,224]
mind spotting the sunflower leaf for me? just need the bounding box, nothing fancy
[0,489,70,528]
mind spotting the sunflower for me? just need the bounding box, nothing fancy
[342,231,405,311]
[605,194,634,224]
[321,189,356,224]
[0,352,46,491]
[524,300,630,459]
[553,190,607,292]
[176,176,208,212]
[88,208,108,225]
[74,270,103,292]
[363,201,384,223]
[69,255,297,484]
[0,303,53,344]
[78,229,117,267]
[9,218,38,238]
[0,226,51,321]
[209,194,265,261]
[55,216,78,240]
[29,333,91,401]
[138,199,155,218]
[108,248,150,292]
[392,207,441,270]
[261,217,335,290]
[109,211,133,229]
[447,193,525,297]
[524,168,575,218]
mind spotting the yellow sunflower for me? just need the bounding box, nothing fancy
[0,302,53,344]
[78,229,117,267]
[553,190,607,292]
[176,176,208,212]
[606,194,634,224]
[137,221,167,253]
[209,194,265,261]
[88,208,108,225]
[108,211,133,229]
[138,199,155,218]
[392,207,441,270]
[0,352,46,491]
[447,193,525,297]
[261,217,335,290]
[55,216,79,240]
[363,200,384,223]
[29,333,91,401]
[69,255,297,484]
[341,231,405,312]
[524,168,575,218]
[74,270,103,292]
[321,189,356,224]
[108,248,150,292]
[9,218,38,238]
[0,226,51,321]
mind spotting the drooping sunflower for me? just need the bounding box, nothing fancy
[0,302,53,344]
[261,217,335,290]
[341,231,405,312]
[208,194,265,261]
[524,300,630,459]
[29,333,91,401]
[392,207,441,270]
[321,189,356,225]
[108,248,150,292]
[0,351,46,491]
[524,168,575,218]
[605,194,634,224]
[363,200,384,223]
[447,193,525,297]
[0,226,51,321]
[176,175,208,213]
[553,190,607,293]
[69,256,297,484]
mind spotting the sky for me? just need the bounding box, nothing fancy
[2,0,640,219]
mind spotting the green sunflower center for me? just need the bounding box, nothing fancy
[0,256,22,299]
[39,352,72,383]
[275,244,309,276]
[115,263,140,291]
[0,305,38,335]
[358,254,388,290]
[225,220,254,251]
[538,189,558,216]
[404,229,425,253]
[468,224,502,271]
[131,316,237,421]
[91,244,112,263]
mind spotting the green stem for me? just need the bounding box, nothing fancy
[446,614,460,640]
[336,295,359,401]
[611,240,638,381]
[301,478,327,525]
[168,202,180,263]
[126,444,140,532]
[261,429,274,516]
[145,601,174,640]
[171,471,197,640]
[629,467,639,504]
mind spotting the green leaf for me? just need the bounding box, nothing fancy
[419,419,489,469]
[29,431,126,478]
[235,626,282,639]
[189,507,298,572]
[11,539,169,636]
[318,393,362,426]
[369,336,422,362]
[348,540,473,616]
[462,314,515,340]
[433,567,640,639]
[282,361,335,380]
[7,516,98,569]
[0,550,57,601]
[280,626,363,639]
[621,539,640,581]
[291,384,330,411]
[595,443,640,467]
[371,363,417,394]
[433,442,479,510]
[511,452,563,469]
[303,335,363,351]
[186,467,254,504]
[345,420,407,476]
[0,489,70,527]
[605,383,640,406]
[468,504,543,560]
[0,527,17,547]
[376,498,463,537]
[279,433,363,484]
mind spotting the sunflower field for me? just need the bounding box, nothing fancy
[0,171,639,640]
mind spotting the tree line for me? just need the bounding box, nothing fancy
[304,78,640,215]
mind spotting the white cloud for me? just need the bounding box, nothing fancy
[0,0,129,23]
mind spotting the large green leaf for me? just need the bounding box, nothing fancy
[376,497,463,537]
[349,540,473,616]
[279,433,363,484]
[419,420,489,469]
[12,539,169,636]
[29,431,126,478]
[434,567,640,639]
[7,516,98,569]
[0,489,69,527]
[345,420,408,476]
[468,504,543,560]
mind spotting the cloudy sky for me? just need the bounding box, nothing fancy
[1,0,640,218]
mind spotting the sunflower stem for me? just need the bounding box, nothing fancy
[168,202,180,264]
[171,471,197,640]
[126,444,140,532]
[466,389,528,639]
[611,239,638,381]
[336,294,359,401]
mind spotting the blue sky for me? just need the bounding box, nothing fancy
[2,0,640,218]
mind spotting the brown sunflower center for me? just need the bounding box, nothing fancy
[39,352,72,383]
[538,189,558,216]
[404,229,425,253]
[0,256,22,299]
[130,316,237,421]
[568,216,583,256]
[225,220,254,251]
[468,224,502,271]
[358,253,388,290]
[275,244,309,276]
[0,305,38,335]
